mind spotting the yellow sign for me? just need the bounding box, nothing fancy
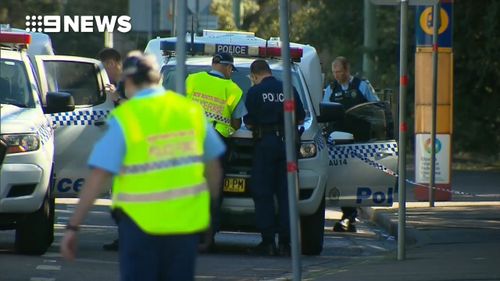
[419,7,449,35]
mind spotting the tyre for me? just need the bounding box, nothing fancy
[300,196,325,255]
[15,194,55,255]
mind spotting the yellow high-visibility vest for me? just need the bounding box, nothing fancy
[185,72,243,137]
[109,90,209,235]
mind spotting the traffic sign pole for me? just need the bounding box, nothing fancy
[280,0,302,279]
[174,0,186,94]
[429,1,440,207]
[397,0,409,261]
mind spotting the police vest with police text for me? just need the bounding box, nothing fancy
[329,77,367,109]
[109,90,210,235]
[185,72,243,137]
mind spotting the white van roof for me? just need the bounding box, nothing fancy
[144,31,323,114]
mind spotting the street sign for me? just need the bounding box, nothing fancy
[370,0,438,5]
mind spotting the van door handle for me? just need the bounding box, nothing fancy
[94,118,106,127]
[374,149,394,160]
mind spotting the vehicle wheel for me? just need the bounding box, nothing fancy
[300,196,325,255]
[15,194,54,255]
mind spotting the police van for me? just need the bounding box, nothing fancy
[145,30,398,255]
[0,28,113,254]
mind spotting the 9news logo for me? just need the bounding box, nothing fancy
[25,15,132,33]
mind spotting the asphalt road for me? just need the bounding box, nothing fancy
[0,201,395,281]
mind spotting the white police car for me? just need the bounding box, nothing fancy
[145,30,398,255]
[0,28,113,254]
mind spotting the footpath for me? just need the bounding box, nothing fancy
[307,170,500,281]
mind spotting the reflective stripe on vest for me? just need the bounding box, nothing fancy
[117,182,207,202]
[121,155,202,174]
[109,90,210,235]
[185,71,243,137]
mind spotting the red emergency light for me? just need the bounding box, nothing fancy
[0,33,32,45]
[258,47,303,61]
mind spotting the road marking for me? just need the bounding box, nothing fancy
[30,278,55,281]
[54,232,65,237]
[42,252,62,258]
[43,259,57,263]
[36,265,61,271]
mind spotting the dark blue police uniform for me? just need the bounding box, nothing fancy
[244,76,305,249]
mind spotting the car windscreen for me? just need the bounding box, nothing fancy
[161,65,311,119]
[0,59,35,108]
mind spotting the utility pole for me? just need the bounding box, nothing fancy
[363,0,377,81]
[233,0,241,29]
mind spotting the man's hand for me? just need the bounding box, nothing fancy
[105,83,122,103]
[60,230,78,261]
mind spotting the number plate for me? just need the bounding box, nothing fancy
[223,177,246,193]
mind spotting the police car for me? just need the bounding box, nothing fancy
[0,28,113,254]
[145,30,398,255]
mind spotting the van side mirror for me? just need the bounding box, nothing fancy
[317,102,345,123]
[43,92,75,114]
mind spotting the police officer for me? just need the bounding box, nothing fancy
[185,52,246,251]
[324,56,379,233]
[98,48,127,106]
[60,54,225,281]
[244,59,305,256]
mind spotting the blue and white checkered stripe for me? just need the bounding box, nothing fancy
[50,110,110,126]
[327,143,398,160]
[36,122,53,146]
[314,133,326,152]
[327,143,399,177]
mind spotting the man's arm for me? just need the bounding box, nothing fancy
[61,169,112,260]
[204,158,222,200]
[323,84,332,102]
[359,80,380,102]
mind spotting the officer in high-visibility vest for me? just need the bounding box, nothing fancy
[323,56,379,233]
[185,52,247,252]
[244,59,305,256]
[61,54,226,281]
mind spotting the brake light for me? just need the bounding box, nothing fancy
[161,41,303,61]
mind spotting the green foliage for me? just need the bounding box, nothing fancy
[453,0,500,157]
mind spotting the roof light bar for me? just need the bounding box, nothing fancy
[160,41,303,61]
[0,33,32,45]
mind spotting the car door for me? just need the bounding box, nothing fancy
[325,101,398,207]
[34,55,114,197]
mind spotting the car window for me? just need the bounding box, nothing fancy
[343,102,395,142]
[42,61,104,106]
[161,64,311,119]
[0,59,35,108]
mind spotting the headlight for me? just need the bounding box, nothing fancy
[299,143,317,159]
[1,134,40,154]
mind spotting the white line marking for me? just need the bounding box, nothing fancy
[43,259,57,263]
[54,232,65,237]
[42,253,62,258]
[36,265,61,271]
[30,278,56,281]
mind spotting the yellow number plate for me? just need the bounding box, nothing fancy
[223,177,246,193]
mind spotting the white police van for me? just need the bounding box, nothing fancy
[0,28,112,254]
[145,31,398,255]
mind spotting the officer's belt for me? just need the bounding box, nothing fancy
[255,124,284,136]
